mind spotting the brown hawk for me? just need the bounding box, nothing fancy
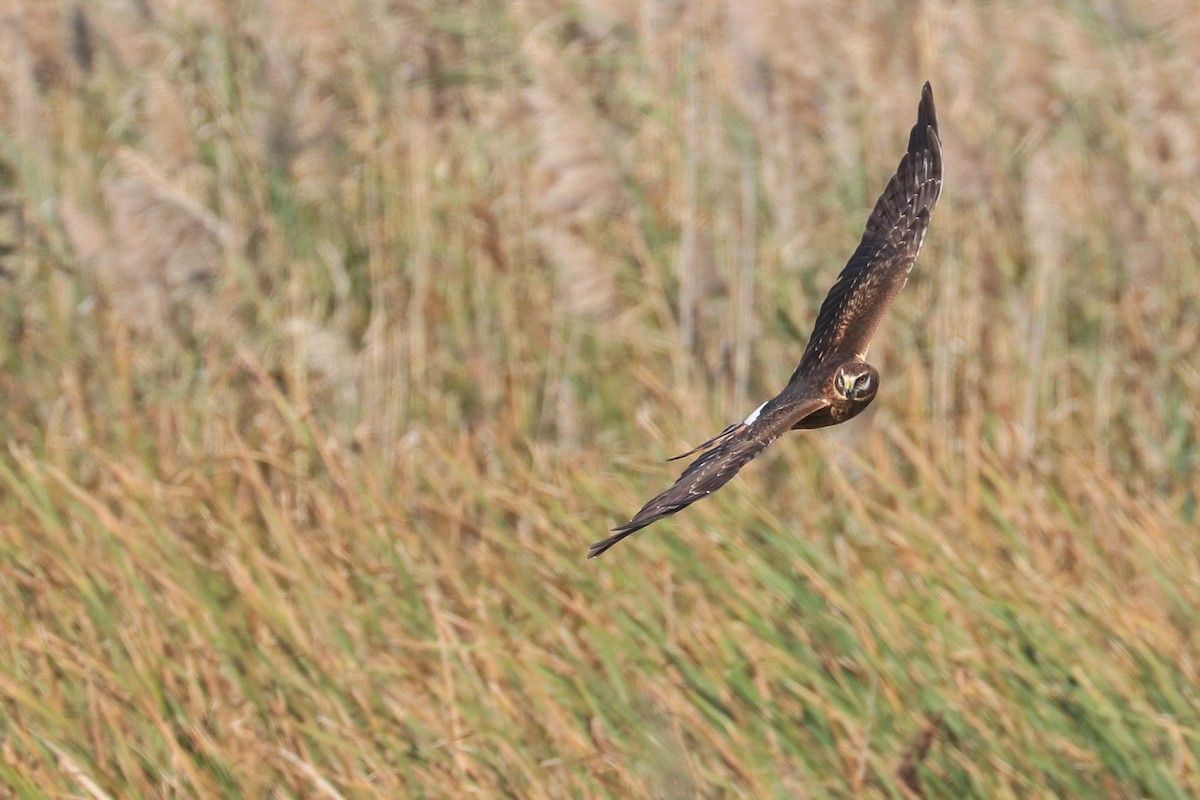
[591,83,943,558]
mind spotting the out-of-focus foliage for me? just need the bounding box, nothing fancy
[0,0,1197,796]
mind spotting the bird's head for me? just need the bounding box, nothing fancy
[835,362,879,403]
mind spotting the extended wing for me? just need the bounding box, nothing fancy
[789,82,942,381]
[590,397,828,558]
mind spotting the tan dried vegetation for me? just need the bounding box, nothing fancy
[0,0,1198,797]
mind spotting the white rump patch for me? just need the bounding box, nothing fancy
[742,401,768,425]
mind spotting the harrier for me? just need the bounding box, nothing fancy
[590,82,942,559]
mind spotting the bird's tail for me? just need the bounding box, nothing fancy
[666,422,744,462]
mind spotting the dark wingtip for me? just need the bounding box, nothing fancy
[909,82,939,154]
[586,526,637,559]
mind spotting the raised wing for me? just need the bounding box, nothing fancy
[590,396,828,558]
[789,82,942,381]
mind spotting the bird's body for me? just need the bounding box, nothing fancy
[589,82,943,559]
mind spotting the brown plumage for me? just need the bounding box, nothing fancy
[590,82,943,559]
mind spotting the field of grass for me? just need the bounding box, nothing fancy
[0,0,1198,797]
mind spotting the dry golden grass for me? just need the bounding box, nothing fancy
[0,1,1198,797]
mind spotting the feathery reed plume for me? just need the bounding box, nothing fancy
[62,155,229,334]
[536,226,615,319]
[357,323,407,459]
[56,199,110,272]
[523,29,624,321]
[0,17,52,168]
[721,0,821,257]
[523,34,625,224]
[144,74,199,176]
[733,149,755,412]
[104,179,220,330]
[638,0,687,89]
[283,318,361,417]
[0,4,67,89]
[259,0,352,201]
[82,3,160,73]
[1019,145,1070,463]
[678,38,699,354]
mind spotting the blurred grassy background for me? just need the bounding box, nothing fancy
[0,0,1198,797]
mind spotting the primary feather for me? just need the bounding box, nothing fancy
[790,82,942,379]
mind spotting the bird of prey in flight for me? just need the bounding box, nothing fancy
[590,82,943,559]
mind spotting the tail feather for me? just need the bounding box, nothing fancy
[666,422,743,462]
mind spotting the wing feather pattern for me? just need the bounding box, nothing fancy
[594,83,943,559]
[789,82,942,381]
[590,397,828,558]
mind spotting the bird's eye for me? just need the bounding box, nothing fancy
[854,374,872,392]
